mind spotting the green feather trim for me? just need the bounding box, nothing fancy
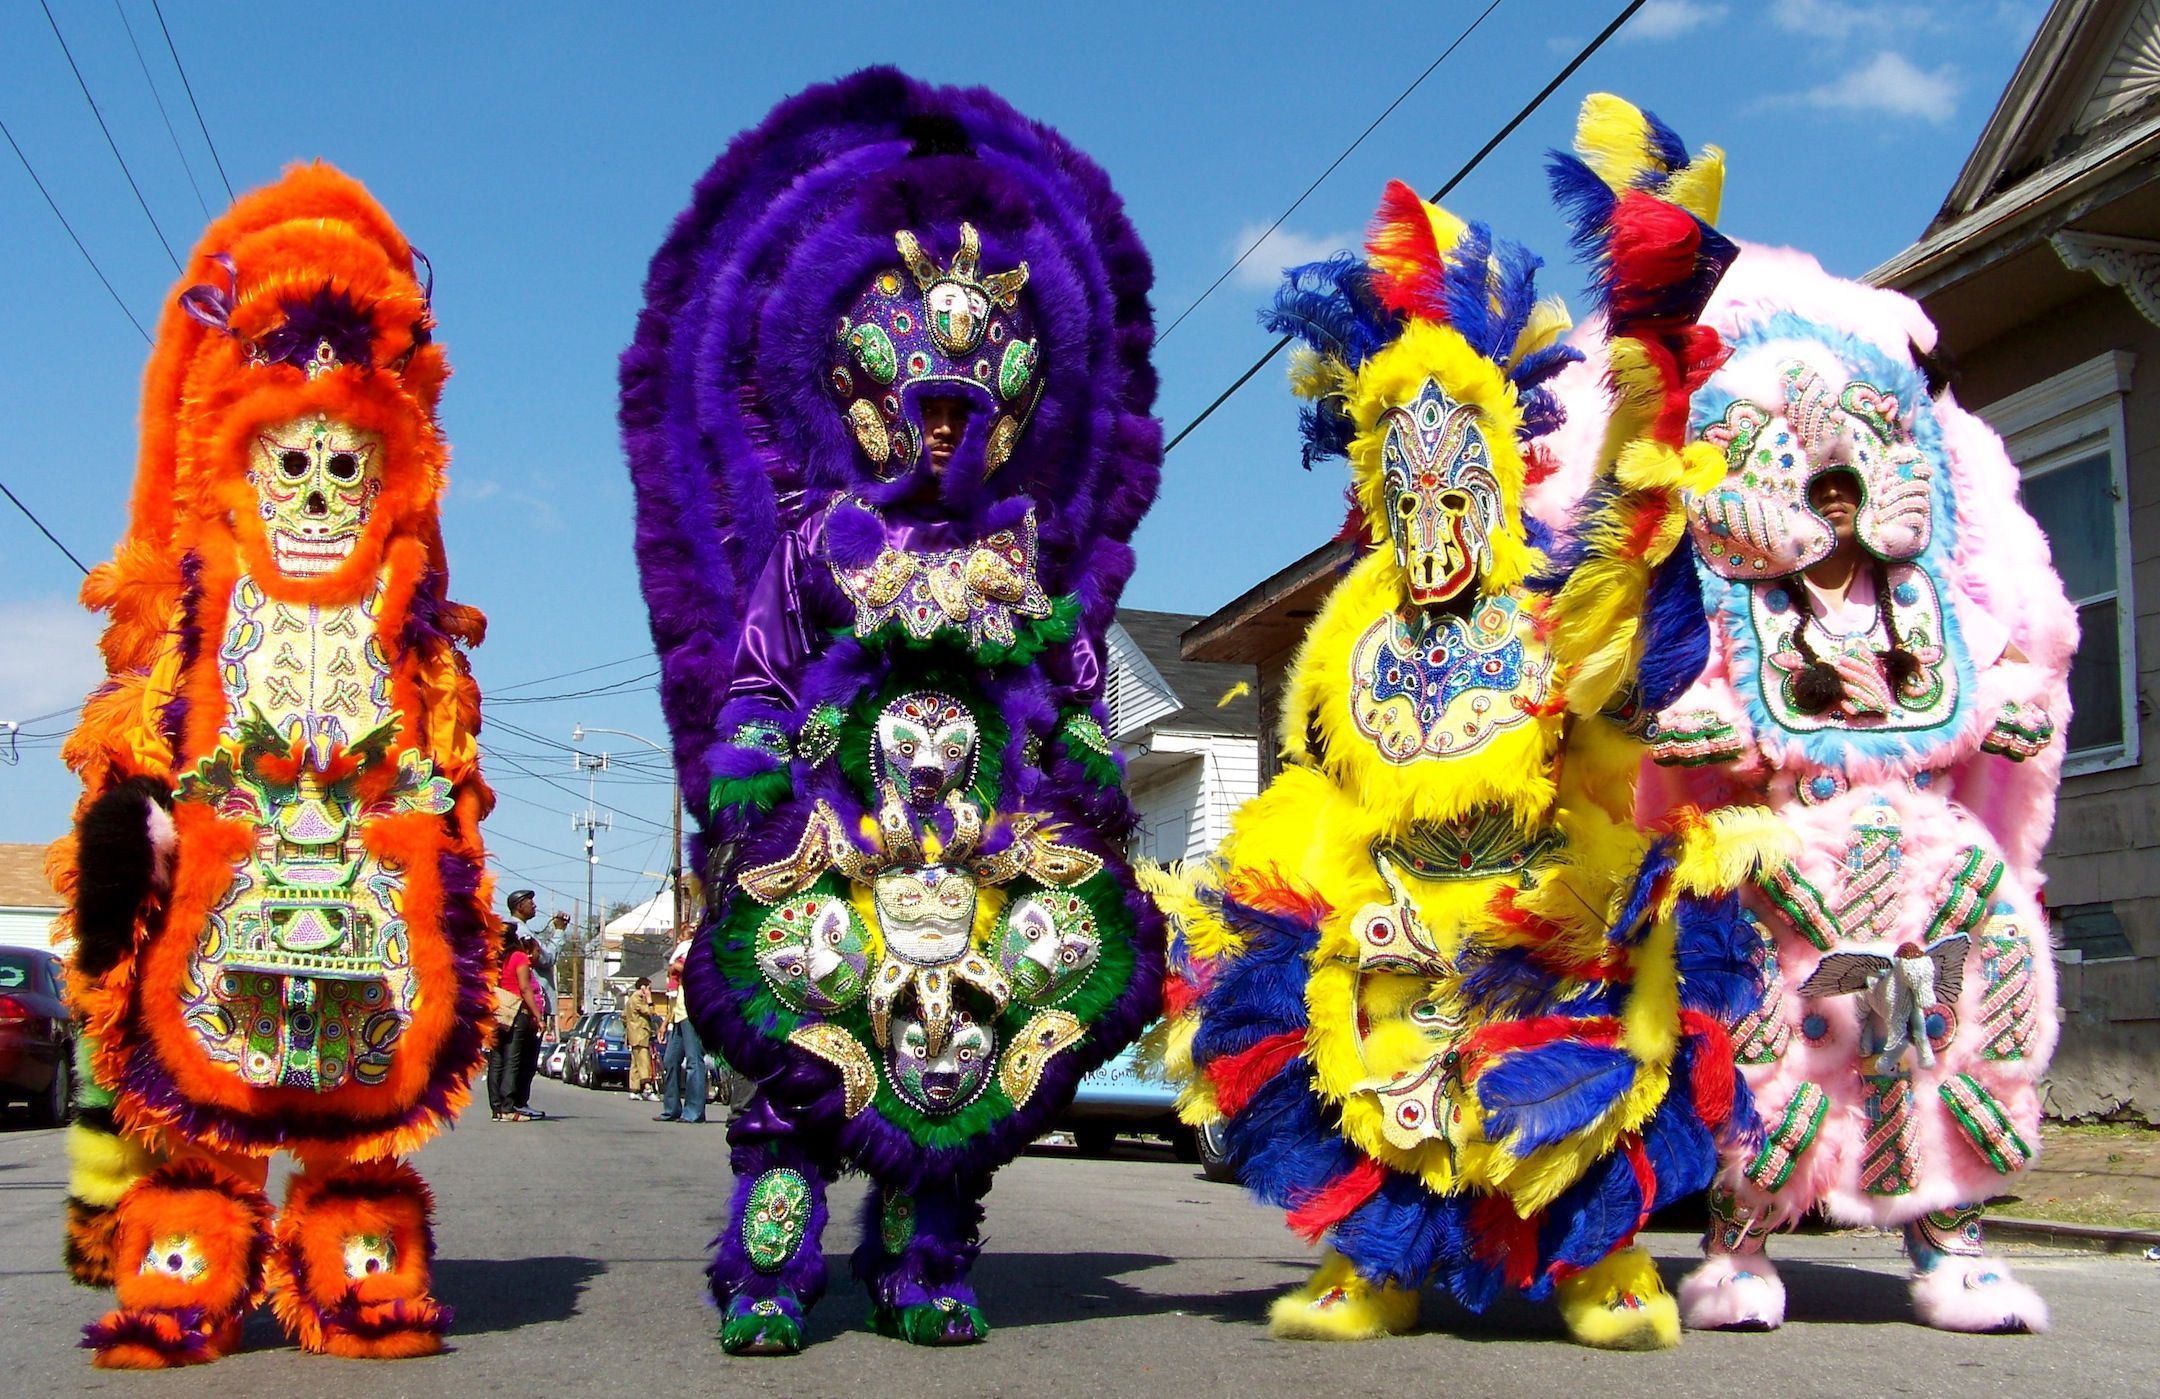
[848,594,1080,668]
[714,866,1142,1151]
[835,665,1008,811]
[1054,709,1124,790]
[869,1300,988,1345]
[719,1307,803,1355]
[708,765,795,823]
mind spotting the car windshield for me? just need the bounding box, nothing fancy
[601,1014,623,1038]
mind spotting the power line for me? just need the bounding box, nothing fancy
[485,668,661,706]
[490,649,656,695]
[40,0,184,272]
[1154,0,1506,347]
[114,0,211,221]
[1160,0,1648,458]
[149,0,230,201]
[1,116,153,345]
[0,474,93,575]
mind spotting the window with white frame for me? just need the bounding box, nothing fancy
[1981,351,2139,773]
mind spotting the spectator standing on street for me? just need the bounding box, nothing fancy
[487,899,547,1122]
[655,942,707,1122]
[625,976,661,1100]
[512,935,550,1117]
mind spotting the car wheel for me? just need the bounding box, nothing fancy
[1195,1117,1237,1183]
[1073,1124,1117,1156]
[33,1045,72,1128]
[580,1057,598,1090]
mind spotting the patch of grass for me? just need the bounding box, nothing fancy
[2045,1121,2160,1141]
[1990,1193,2160,1232]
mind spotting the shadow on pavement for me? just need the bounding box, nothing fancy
[437,1255,608,1334]
[971,1250,1281,1329]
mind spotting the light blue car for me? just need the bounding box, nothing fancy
[1057,1024,1232,1179]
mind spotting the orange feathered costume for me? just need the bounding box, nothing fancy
[51,164,493,1368]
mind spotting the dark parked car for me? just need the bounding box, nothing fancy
[570,1011,630,1090]
[0,946,74,1126]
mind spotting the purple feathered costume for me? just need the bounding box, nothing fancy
[619,69,1163,1353]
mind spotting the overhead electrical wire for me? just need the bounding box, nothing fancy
[1159,0,1648,458]
[489,649,656,695]
[1,116,154,345]
[40,0,184,272]
[148,0,231,201]
[1,474,94,575]
[1152,0,1507,347]
[484,669,661,706]
[114,0,211,221]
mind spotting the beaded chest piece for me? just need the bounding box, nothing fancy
[176,573,448,1092]
[828,500,1053,648]
[1348,593,1552,763]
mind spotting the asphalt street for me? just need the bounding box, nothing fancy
[4,1079,2156,1397]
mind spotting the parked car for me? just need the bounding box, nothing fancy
[1056,1032,1220,1169]
[558,1012,599,1086]
[0,946,74,1126]
[538,1028,565,1079]
[573,1011,630,1090]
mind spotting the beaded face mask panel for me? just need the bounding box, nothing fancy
[829,223,1040,479]
[1379,381,1501,608]
[876,692,978,810]
[1691,358,1935,581]
[249,415,385,578]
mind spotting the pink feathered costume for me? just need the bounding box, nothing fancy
[1641,247,2075,1334]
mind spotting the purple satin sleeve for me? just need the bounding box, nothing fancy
[727,522,813,712]
[1055,631,1102,699]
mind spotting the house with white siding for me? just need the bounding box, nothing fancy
[0,844,63,950]
[1104,610,1261,864]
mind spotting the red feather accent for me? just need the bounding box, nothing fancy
[1364,179,1447,319]
[1206,1029,1307,1118]
[1469,1194,1539,1290]
[1624,1135,1657,1237]
[1460,1015,1621,1078]
[1222,866,1330,928]
[1161,972,1199,1022]
[1523,440,1559,488]
[1623,497,1670,559]
[1284,1157,1387,1243]
[1606,194,1700,325]
[1681,1010,1737,1128]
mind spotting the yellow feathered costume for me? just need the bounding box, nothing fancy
[1159,96,1769,1349]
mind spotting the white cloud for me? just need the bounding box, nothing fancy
[1624,2,1729,42]
[1226,223,1361,290]
[1768,0,1943,41]
[1781,51,1962,125]
[0,596,104,724]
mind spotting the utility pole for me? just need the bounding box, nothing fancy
[572,748,611,1012]
[572,722,682,948]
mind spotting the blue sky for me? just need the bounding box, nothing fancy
[1,0,2046,914]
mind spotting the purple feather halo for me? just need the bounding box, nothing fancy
[620,67,1162,813]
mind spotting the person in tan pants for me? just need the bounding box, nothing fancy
[623,977,661,1100]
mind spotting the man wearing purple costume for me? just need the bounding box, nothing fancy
[618,70,1163,1354]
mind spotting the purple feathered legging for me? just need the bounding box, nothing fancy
[711,1084,989,1335]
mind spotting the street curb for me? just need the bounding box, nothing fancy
[1987,1215,2160,1254]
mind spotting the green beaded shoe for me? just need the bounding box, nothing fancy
[869,1295,988,1346]
[719,1295,804,1356]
